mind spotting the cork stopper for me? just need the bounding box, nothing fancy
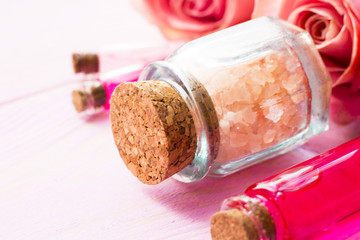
[72,90,89,112]
[110,80,197,184]
[211,209,259,240]
[72,53,99,74]
[211,204,276,240]
[72,84,106,112]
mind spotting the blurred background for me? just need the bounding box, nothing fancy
[0,0,164,103]
[1,1,360,239]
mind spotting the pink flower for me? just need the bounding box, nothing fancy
[252,0,360,89]
[134,0,255,40]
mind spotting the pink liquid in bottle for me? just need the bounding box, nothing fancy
[72,64,143,114]
[100,65,143,109]
[71,43,175,114]
[72,42,178,76]
[217,137,360,240]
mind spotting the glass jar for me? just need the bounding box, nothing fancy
[110,17,332,184]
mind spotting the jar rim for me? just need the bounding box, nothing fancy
[139,60,218,183]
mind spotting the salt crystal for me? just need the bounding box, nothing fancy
[222,82,252,105]
[229,131,247,147]
[223,111,236,122]
[219,119,230,133]
[236,84,252,103]
[249,134,263,153]
[226,101,244,112]
[247,82,263,100]
[260,82,281,100]
[242,107,257,125]
[261,98,278,107]
[211,70,235,90]
[282,73,301,95]
[286,58,298,73]
[291,92,306,104]
[248,71,266,86]
[264,129,276,144]
[230,63,249,77]
[264,105,284,123]
[263,55,277,72]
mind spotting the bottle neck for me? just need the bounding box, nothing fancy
[72,81,107,113]
[213,195,277,240]
[139,61,220,182]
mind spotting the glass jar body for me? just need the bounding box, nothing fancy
[139,17,332,182]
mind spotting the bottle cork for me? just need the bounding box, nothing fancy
[72,53,99,74]
[72,85,106,112]
[211,204,276,240]
[110,80,197,184]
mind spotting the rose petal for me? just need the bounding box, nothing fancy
[288,3,343,28]
[318,25,352,70]
[183,0,224,19]
[330,95,357,124]
[333,83,360,117]
[169,0,223,20]
[319,0,347,15]
[252,0,297,19]
[134,0,254,40]
[165,0,253,32]
[342,1,360,89]
[321,57,346,83]
[325,17,342,39]
[219,0,255,27]
[348,0,360,12]
[308,16,330,41]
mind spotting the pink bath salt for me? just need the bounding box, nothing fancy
[248,134,265,153]
[264,105,284,123]
[229,131,248,148]
[221,83,252,105]
[247,70,268,87]
[246,82,263,101]
[291,92,307,104]
[241,107,257,125]
[219,119,230,133]
[260,82,282,100]
[282,73,303,95]
[193,51,310,162]
[263,129,277,144]
[208,70,237,94]
[281,105,298,126]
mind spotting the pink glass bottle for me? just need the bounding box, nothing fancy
[71,42,176,77]
[71,65,142,114]
[211,137,360,240]
[71,42,179,114]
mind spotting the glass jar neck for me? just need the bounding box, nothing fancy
[72,80,106,114]
[220,195,277,240]
[139,61,220,182]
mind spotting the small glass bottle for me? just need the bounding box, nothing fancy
[211,137,360,240]
[110,17,332,184]
[71,42,174,77]
[72,65,142,114]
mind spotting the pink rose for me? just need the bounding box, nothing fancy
[134,0,255,40]
[252,0,360,89]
